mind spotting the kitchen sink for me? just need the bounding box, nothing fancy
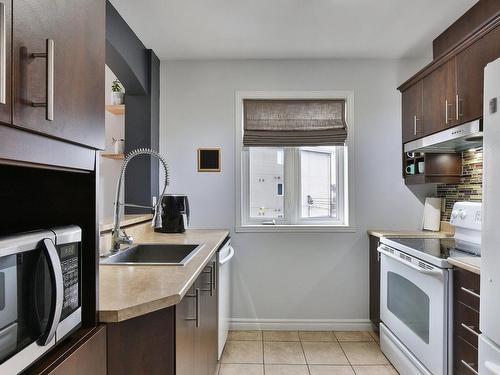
[100,243,203,265]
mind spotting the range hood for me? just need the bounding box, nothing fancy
[404,119,483,153]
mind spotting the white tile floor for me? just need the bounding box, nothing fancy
[218,331,398,375]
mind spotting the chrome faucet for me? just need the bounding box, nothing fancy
[111,148,169,253]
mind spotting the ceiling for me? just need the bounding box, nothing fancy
[110,0,478,60]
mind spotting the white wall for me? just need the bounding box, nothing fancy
[159,58,435,329]
[99,66,125,219]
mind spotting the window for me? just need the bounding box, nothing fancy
[236,91,353,232]
[243,145,347,226]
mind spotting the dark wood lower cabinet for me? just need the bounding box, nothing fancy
[44,326,107,375]
[107,253,219,375]
[453,268,481,374]
[23,326,107,375]
[177,254,219,375]
[369,235,381,331]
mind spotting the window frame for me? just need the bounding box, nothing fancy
[235,91,356,233]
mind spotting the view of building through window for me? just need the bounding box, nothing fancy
[249,147,337,220]
[300,147,336,219]
[249,147,284,218]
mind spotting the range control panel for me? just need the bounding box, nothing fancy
[450,201,482,231]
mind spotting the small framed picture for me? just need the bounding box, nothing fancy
[198,148,221,172]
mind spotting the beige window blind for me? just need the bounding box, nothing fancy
[243,99,347,147]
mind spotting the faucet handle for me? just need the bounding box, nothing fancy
[121,230,133,245]
[152,204,163,229]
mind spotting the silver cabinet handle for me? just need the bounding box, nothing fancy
[212,260,217,291]
[31,39,54,121]
[201,264,214,296]
[461,360,478,375]
[413,115,417,135]
[38,238,63,346]
[456,94,463,120]
[461,323,479,337]
[444,99,451,125]
[0,2,6,105]
[185,288,200,328]
[461,286,480,299]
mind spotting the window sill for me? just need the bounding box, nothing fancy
[235,224,357,233]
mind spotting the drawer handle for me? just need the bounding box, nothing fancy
[461,360,478,375]
[461,323,479,337]
[461,287,480,299]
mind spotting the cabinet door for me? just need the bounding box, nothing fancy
[0,0,11,125]
[369,235,380,330]
[456,26,500,124]
[13,0,105,149]
[402,81,423,143]
[47,326,107,375]
[423,58,457,135]
[176,285,196,375]
[195,271,209,375]
[195,255,218,375]
[205,257,219,375]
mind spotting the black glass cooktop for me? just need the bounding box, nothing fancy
[387,237,481,260]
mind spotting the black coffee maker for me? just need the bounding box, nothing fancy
[156,194,190,233]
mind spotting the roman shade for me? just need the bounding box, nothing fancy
[243,99,347,147]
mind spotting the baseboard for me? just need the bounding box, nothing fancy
[229,318,373,331]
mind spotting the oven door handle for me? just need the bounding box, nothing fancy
[38,238,63,346]
[377,246,443,276]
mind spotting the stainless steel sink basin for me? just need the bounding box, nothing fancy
[100,243,203,265]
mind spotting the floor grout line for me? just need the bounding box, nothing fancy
[222,331,397,374]
[298,337,311,375]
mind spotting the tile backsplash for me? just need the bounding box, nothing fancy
[437,147,483,221]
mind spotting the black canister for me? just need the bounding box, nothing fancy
[156,194,190,233]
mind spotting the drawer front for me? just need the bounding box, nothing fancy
[454,336,479,375]
[454,268,480,310]
[454,301,480,348]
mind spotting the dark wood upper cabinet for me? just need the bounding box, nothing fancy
[0,0,12,126]
[456,26,500,124]
[13,0,105,150]
[402,81,423,143]
[422,58,457,136]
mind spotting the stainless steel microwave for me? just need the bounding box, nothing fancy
[0,226,82,374]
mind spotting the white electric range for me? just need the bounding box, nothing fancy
[378,201,481,375]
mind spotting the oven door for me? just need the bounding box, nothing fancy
[0,231,63,374]
[379,245,450,375]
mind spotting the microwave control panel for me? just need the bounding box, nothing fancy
[58,243,80,318]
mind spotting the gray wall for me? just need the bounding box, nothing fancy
[159,58,435,329]
[106,1,161,213]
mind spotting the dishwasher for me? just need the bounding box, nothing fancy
[218,238,235,359]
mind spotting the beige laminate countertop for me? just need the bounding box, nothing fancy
[99,228,230,323]
[367,229,453,238]
[99,214,153,232]
[448,256,480,275]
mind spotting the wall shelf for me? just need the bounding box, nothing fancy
[106,104,125,115]
[101,152,124,160]
[403,152,462,185]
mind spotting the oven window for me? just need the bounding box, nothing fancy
[387,272,430,344]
